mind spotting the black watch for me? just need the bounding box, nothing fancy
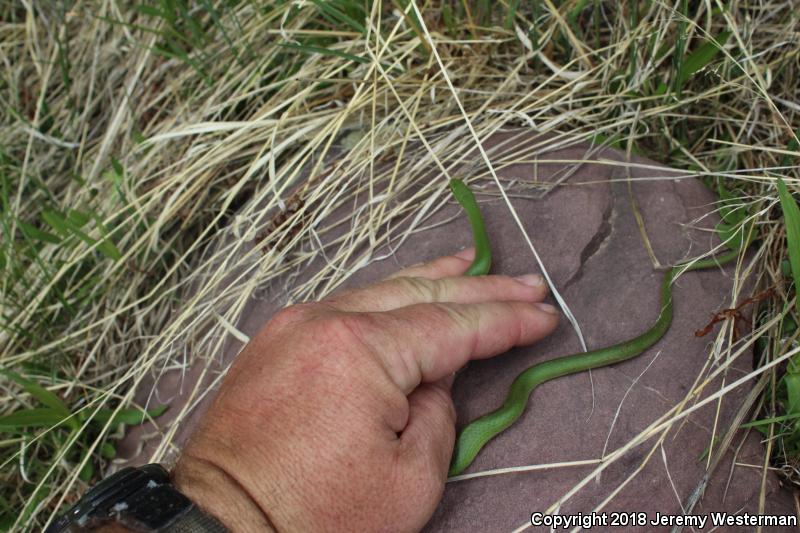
[46,463,229,533]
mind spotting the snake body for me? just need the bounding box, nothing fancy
[449,179,492,276]
[448,178,742,476]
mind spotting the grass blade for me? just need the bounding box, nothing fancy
[0,369,70,418]
[91,404,168,430]
[777,177,800,316]
[309,0,365,34]
[677,30,731,88]
[279,42,369,64]
[0,407,69,430]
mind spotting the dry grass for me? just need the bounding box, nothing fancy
[1,0,798,530]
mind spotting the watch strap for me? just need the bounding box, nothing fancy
[46,464,229,533]
[116,482,228,532]
[163,505,229,533]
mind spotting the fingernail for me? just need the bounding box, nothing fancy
[514,274,544,287]
[454,247,475,260]
[534,302,558,314]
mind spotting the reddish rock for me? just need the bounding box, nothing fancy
[117,130,795,531]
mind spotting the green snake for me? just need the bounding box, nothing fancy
[447,178,742,476]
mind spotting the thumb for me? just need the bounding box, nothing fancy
[399,378,457,484]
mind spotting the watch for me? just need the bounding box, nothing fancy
[46,463,229,532]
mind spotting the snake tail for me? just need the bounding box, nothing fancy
[449,179,491,276]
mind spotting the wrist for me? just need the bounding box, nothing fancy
[171,454,278,533]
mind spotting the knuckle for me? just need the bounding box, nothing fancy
[267,302,318,330]
[435,301,474,330]
[322,287,357,307]
[396,276,440,302]
[430,302,479,354]
[318,312,378,351]
[413,302,474,348]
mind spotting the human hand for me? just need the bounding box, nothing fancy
[171,248,559,532]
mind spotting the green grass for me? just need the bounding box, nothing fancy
[1,0,799,529]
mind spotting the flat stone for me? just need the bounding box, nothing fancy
[117,129,794,530]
